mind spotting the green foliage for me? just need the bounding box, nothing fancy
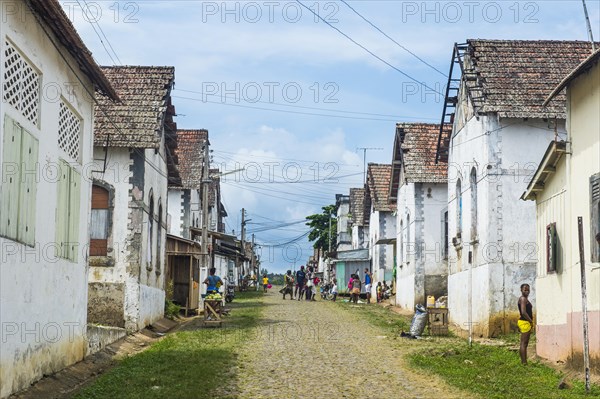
[164,299,181,320]
[409,343,599,398]
[74,291,264,399]
[305,204,337,253]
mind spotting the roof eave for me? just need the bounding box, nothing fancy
[521,141,566,201]
[544,48,600,106]
[28,0,119,101]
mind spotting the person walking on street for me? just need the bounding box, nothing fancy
[351,274,362,304]
[518,283,534,365]
[364,268,372,304]
[262,274,269,293]
[282,270,294,299]
[331,278,338,302]
[305,267,314,301]
[295,266,306,300]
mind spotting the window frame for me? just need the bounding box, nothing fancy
[0,113,38,246]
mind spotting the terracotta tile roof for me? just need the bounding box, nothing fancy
[94,66,175,148]
[397,123,448,183]
[349,188,366,227]
[463,39,597,118]
[366,163,393,212]
[169,129,208,189]
[27,1,118,100]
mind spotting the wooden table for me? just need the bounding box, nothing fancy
[203,300,223,327]
[427,307,449,335]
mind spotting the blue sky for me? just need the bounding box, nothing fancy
[63,0,600,273]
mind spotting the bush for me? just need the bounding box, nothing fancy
[164,299,181,319]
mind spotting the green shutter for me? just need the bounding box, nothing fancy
[55,159,70,259]
[591,173,600,262]
[17,129,38,246]
[1,115,21,240]
[68,167,81,262]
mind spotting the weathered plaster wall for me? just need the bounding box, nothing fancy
[88,148,132,328]
[395,181,447,310]
[447,112,556,336]
[87,282,126,327]
[167,189,183,236]
[136,147,167,331]
[0,4,95,396]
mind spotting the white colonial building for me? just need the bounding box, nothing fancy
[391,123,449,310]
[87,66,176,332]
[366,163,396,287]
[439,39,595,337]
[0,1,118,396]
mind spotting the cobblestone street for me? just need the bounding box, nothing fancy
[232,292,474,399]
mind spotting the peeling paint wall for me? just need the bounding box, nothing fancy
[88,144,167,333]
[447,112,557,336]
[395,181,448,310]
[0,3,96,396]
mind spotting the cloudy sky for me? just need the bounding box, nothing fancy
[63,0,600,273]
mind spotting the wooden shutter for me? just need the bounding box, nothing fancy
[68,167,81,262]
[17,129,38,245]
[591,174,600,262]
[90,185,109,256]
[1,115,21,240]
[55,159,70,259]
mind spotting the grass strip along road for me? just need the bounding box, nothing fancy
[73,291,264,399]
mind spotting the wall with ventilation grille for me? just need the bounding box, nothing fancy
[0,4,97,398]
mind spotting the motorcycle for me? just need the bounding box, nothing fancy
[225,284,235,303]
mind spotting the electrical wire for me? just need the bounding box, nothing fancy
[295,0,444,96]
[79,0,122,65]
[339,0,447,77]
[172,95,402,122]
[175,88,436,120]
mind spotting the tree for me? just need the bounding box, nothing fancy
[260,268,269,276]
[305,204,337,255]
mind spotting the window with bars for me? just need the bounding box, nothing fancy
[3,40,41,127]
[58,101,81,163]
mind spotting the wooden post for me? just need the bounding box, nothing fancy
[577,217,590,393]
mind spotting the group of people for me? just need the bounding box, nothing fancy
[279,265,323,301]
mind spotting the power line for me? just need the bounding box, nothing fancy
[76,0,121,65]
[175,88,435,120]
[339,0,447,77]
[295,0,444,96]
[172,95,404,122]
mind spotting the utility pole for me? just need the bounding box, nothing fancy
[241,208,246,277]
[356,147,383,185]
[201,138,211,293]
[252,234,258,291]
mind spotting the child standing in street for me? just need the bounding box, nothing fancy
[331,278,338,302]
[262,274,269,293]
[518,283,534,365]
